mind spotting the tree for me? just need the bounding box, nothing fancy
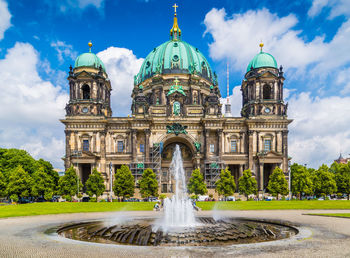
[0,171,7,198]
[36,158,59,193]
[188,168,207,196]
[291,163,313,200]
[238,169,258,199]
[139,168,158,199]
[113,165,134,199]
[313,164,337,197]
[215,167,236,198]
[332,162,350,200]
[267,167,288,199]
[85,168,106,201]
[7,166,33,202]
[58,166,83,201]
[31,167,55,200]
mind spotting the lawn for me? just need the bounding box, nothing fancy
[0,202,154,218]
[1,200,350,218]
[306,213,350,218]
[196,200,350,210]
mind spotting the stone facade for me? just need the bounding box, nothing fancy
[61,62,292,198]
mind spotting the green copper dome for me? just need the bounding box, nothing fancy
[74,52,106,72]
[135,39,214,84]
[246,51,277,73]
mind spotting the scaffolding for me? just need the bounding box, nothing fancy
[129,142,162,183]
[204,159,226,188]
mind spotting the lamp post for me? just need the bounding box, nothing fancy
[109,162,113,202]
[288,157,292,201]
[257,150,267,200]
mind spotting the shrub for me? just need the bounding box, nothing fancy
[89,197,97,202]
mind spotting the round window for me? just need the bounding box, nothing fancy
[173,42,178,47]
[172,55,179,62]
[82,107,89,113]
[146,61,151,68]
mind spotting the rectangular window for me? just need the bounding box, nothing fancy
[264,139,272,151]
[162,171,167,177]
[210,144,215,153]
[140,144,144,153]
[162,184,168,193]
[82,140,89,151]
[231,140,237,152]
[117,141,123,152]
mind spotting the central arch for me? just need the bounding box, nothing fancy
[158,135,197,194]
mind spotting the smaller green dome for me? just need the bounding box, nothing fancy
[246,51,277,72]
[74,52,106,72]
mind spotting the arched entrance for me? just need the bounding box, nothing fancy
[160,136,196,194]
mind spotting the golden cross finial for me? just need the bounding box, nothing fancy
[173,3,178,13]
[174,77,179,86]
[259,41,264,52]
[88,41,93,53]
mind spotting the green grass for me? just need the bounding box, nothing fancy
[306,213,350,218]
[0,202,154,218]
[1,200,350,219]
[196,200,350,210]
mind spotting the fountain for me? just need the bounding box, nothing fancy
[162,144,196,230]
[57,144,298,246]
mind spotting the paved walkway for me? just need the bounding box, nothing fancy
[0,210,350,257]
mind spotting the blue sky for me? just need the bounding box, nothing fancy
[1,0,350,169]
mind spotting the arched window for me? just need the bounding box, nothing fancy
[82,84,90,100]
[263,84,272,100]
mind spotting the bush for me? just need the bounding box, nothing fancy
[248,197,254,201]
[89,197,97,202]
[191,194,198,200]
[281,196,286,201]
[99,199,106,202]
[236,198,241,201]
[159,194,167,200]
[64,195,72,202]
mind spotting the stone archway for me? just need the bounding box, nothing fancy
[159,135,197,194]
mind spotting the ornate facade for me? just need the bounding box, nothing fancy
[61,9,292,197]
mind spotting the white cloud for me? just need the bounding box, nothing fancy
[50,40,77,63]
[0,0,11,41]
[97,47,144,116]
[204,8,326,74]
[220,85,242,117]
[287,92,350,168]
[0,42,68,169]
[57,0,104,13]
[308,0,350,19]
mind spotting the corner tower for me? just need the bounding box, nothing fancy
[241,43,287,118]
[65,42,112,118]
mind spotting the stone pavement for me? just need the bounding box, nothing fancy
[0,210,350,257]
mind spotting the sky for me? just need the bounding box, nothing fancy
[0,0,350,170]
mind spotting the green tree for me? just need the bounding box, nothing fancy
[313,164,337,197]
[267,167,288,199]
[238,169,258,199]
[188,168,208,195]
[215,167,236,199]
[31,167,55,200]
[36,158,59,192]
[139,168,158,199]
[85,168,106,201]
[332,162,350,200]
[0,171,7,198]
[291,163,313,200]
[7,166,33,202]
[113,165,135,199]
[58,166,83,201]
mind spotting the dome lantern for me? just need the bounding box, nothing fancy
[246,43,278,73]
[74,41,106,72]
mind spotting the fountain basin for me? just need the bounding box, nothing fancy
[57,217,298,246]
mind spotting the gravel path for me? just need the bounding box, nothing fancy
[0,210,349,257]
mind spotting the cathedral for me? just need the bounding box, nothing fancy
[61,7,292,197]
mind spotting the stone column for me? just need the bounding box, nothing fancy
[74,131,78,150]
[93,132,97,153]
[65,130,71,169]
[217,129,223,157]
[239,164,243,178]
[145,129,150,162]
[205,129,210,160]
[259,163,264,191]
[100,131,106,173]
[132,129,137,162]
[248,130,254,170]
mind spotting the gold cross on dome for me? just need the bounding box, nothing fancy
[173,3,178,13]
[174,77,179,86]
